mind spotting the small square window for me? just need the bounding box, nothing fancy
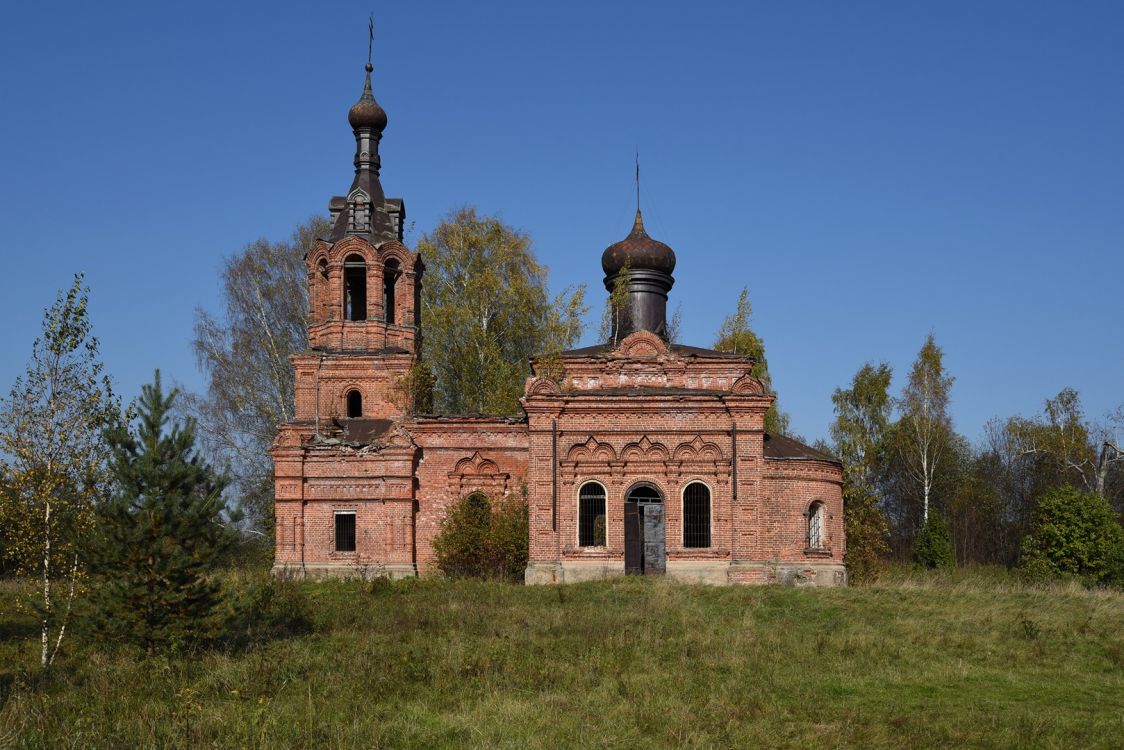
[335,512,356,552]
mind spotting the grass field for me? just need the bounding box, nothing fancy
[1,568,1122,749]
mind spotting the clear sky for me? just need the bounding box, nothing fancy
[1,1,1121,444]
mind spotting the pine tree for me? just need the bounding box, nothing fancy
[85,371,232,655]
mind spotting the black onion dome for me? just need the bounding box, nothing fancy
[348,64,388,131]
[601,210,676,276]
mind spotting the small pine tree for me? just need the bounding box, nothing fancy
[911,512,955,569]
[85,371,233,655]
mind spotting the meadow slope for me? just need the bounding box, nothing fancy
[1,570,1121,749]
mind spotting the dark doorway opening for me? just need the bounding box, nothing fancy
[624,483,665,575]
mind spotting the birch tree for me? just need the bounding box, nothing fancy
[0,275,119,667]
[896,334,954,525]
[187,216,329,528]
[1006,389,1124,506]
[417,206,586,415]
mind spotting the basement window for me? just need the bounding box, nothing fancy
[346,390,362,418]
[343,254,367,321]
[578,482,606,547]
[808,502,825,550]
[335,512,356,553]
[682,482,711,548]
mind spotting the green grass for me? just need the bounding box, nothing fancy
[1,569,1122,749]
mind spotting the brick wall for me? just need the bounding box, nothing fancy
[271,265,846,583]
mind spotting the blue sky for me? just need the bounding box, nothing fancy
[1,1,1121,444]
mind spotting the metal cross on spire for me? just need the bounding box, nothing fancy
[368,13,374,67]
[635,148,641,214]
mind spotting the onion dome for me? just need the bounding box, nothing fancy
[601,210,676,277]
[348,64,388,131]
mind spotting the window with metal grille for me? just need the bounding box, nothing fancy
[578,483,606,547]
[808,502,825,549]
[683,482,711,548]
[335,512,356,552]
[343,254,367,321]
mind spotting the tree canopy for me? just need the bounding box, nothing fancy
[417,206,586,415]
[829,362,893,580]
[714,287,790,435]
[0,274,119,667]
[188,216,330,528]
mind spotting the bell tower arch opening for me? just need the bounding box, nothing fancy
[384,257,400,324]
[343,254,368,321]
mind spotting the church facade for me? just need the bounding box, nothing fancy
[271,62,846,586]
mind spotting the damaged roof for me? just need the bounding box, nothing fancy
[763,432,841,464]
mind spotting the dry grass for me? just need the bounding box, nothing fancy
[1,568,1121,749]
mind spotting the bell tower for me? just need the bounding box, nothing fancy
[291,59,424,429]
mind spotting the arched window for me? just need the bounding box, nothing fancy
[626,484,662,503]
[578,482,607,547]
[346,390,362,418]
[343,254,367,321]
[808,501,826,549]
[384,258,400,324]
[682,482,710,548]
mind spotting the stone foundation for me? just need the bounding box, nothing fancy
[666,560,731,585]
[728,561,847,587]
[272,562,417,580]
[526,559,847,586]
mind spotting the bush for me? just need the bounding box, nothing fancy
[844,487,890,582]
[223,573,314,648]
[912,512,955,569]
[1020,485,1124,586]
[433,492,529,583]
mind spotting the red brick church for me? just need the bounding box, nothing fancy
[271,61,846,586]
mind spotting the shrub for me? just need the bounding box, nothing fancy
[433,492,529,582]
[844,487,890,582]
[223,573,314,648]
[912,512,955,569]
[1020,485,1124,586]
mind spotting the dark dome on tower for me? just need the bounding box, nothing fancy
[601,210,676,277]
[348,64,388,131]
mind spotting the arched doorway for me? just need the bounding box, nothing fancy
[624,483,665,575]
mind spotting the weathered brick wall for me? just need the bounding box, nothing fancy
[292,352,414,423]
[409,419,530,573]
[758,459,845,562]
[305,236,421,352]
[272,442,417,569]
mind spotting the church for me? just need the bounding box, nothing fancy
[270,60,847,586]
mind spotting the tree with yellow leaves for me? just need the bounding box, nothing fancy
[0,275,120,667]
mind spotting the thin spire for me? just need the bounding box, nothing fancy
[367,13,374,68]
[635,148,641,214]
